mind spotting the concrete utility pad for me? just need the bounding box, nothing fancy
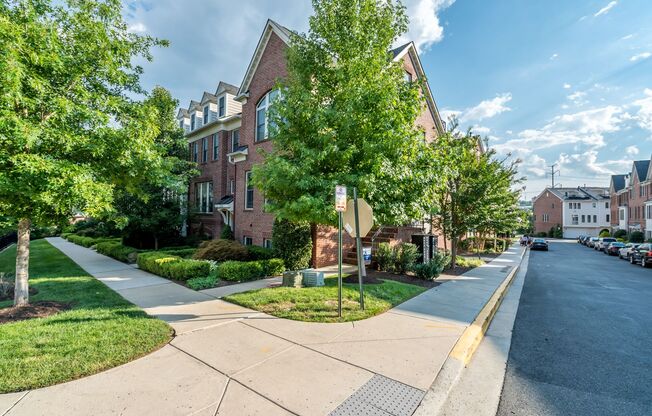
[5,346,228,416]
[233,345,374,415]
[172,321,294,375]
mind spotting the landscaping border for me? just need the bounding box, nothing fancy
[413,245,527,416]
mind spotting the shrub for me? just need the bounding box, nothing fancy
[192,239,249,262]
[261,258,285,276]
[613,229,627,239]
[220,224,234,240]
[376,242,395,272]
[187,275,218,290]
[159,248,197,258]
[456,257,485,268]
[217,259,285,282]
[247,245,275,260]
[630,231,645,243]
[66,234,119,248]
[167,260,211,281]
[599,230,611,238]
[96,241,139,263]
[394,243,418,274]
[413,251,450,280]
[137,252,210,281]
[272,218,312,270]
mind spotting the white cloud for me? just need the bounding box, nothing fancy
[563,83,571,89]
[493,105,626,156]
[567,91,588,106]
[550,53,559,60]
[621,34,634,40]
[630,52,651,62]
[471,125,491,135]
[127,22,147,33]
[594,1,617,17]
[625,145,639,156]
[524,155,548,178]
[459,93,512,122]
[399,0,456,53]
[633,88,652,131]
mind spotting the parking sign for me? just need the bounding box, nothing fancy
[335,185,347,212]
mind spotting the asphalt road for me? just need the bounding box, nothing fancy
[497,240,652,416]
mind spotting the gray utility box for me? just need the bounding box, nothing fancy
[282,271,303,288]
[301,269,325,287]
[411,234,438,263]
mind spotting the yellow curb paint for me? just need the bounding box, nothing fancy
[448,251,523,365]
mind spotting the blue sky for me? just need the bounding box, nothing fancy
[124,0,652,200]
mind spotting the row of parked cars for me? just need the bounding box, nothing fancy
[577,235,652,268]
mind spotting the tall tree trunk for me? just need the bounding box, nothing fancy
[14,218,31,307]
[451,236,457,269]
[154,235,159,251]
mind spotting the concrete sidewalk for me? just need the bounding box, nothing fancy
[1,238,525,416]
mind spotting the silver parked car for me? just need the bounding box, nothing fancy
[619,243,640,260]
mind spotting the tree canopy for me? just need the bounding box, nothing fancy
[0,0,169,305]
[253,0,433,226]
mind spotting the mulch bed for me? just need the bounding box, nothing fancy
[0,301,71,325]
[344,269,441,288]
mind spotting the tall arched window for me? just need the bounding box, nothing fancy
[255,89,279,141]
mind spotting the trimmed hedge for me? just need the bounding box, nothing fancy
[193,239,249,262]
[65,234,120,248]
[137,252,210,281]
[218,258,285,282]
[247,245,275,260]
[159,248,197,258]
[96,241,139,263]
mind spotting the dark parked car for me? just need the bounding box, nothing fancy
[619,243,640,260]
[605,242,625,256]
[577,235,585,243]
[630,243,652,267]
[531,238,549,251]
[581,236,591,245]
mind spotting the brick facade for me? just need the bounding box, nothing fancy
[532,190,563,235]
[180,21,445,267]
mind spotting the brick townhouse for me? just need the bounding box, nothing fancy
[178,20,446,267]
[609,157,652,239]
[532,187,611,239]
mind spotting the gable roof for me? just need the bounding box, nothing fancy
[236,21,445,135]
[610,174,627,192]
[633,159,650,182]
[237,19,292,98]
[176,108,189,119]
[216,81,239,96]
[200,91,217,104]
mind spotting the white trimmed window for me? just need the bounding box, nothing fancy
[213,134,219,160]
[263,239,273,249]
[232,129,240,151]
[195,181,213,213]
[245,171,254,210]
[219,96,226,117]
[572,215,578,225]
[243,236,253,246]
[190,114,196,130]
[203,106,209,125]
[256,89,279,141]
[202,137,208,162]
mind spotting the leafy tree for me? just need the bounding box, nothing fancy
[254,0,432,227]
[0,0,167,306]
[115,86,197,250]
[272,218,313,270]
[429,129,524,268]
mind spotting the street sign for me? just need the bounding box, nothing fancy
[342,198,373,238]
[335,185,347,212]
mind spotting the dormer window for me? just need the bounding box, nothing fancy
[179,120,184,129]
[256,89,279,142]
[203,106,209,125]
[219,96,226,118]
[191,114,196,130]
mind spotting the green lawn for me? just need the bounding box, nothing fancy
[0,240,172,393]
[224,276,426,323]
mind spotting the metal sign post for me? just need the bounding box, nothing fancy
[335,185,347,318]
[353,188,365,310]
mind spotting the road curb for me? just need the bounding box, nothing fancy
[413,245,527,416]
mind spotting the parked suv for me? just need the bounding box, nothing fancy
[630,243,652,268]
[619,243,640,260]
